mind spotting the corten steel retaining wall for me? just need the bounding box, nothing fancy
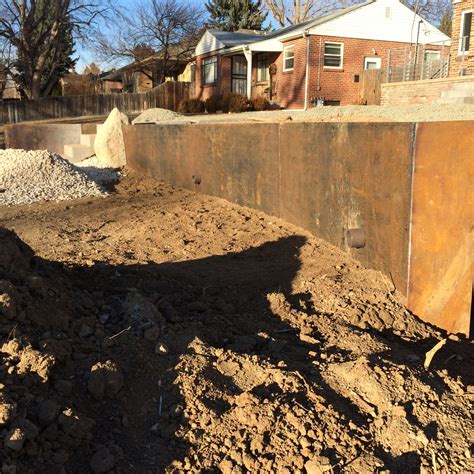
[5,123,86,156]
[124,120,473,335]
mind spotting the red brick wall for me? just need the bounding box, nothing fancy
[449,0,474,76]
[195,35,436,108]
[276,36,412,108]
[194,52,232,101]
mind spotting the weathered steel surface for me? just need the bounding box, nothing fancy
[123,119,473,335]
[5,123,82,156]
[408,121,474,335]
[278,122,414,293]
[124,122,281,217]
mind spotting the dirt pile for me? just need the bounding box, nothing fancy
[0,178,472,473]
[0,149,105,206]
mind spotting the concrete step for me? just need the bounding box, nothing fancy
[449,81,474,92]
[434,96,474,105]
[63,144,94,163]
[440,89,474,98]
[80,133,96,147]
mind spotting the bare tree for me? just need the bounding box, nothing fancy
[263,0,343,26]
[0,0,111,99]
[264,0,451,27]
[97,0,205,85]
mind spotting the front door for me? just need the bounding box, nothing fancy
[232,56,247,96]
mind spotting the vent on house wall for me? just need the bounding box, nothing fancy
[385,7,392,19]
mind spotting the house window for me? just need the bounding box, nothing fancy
[283,46,295,71]
[364,57,381,69]
[202,56,217,85]
[423,50,441,62]
[459,10,472,52]
[257,54,269,81]
[190,63,196,83]
[324,42,343,68]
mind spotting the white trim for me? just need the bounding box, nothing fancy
[323,42,344,69]
[459,9,473,54]
[364,56,382,69]
[283,45,295,72]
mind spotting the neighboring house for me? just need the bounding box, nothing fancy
[194,0,450,108]
[101,52,192,94]
[449,0,473,75]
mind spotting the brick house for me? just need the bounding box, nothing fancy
[194,0,449,108]
[449,0,473,75]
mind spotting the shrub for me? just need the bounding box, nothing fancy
[221,92,236,113]
[252,96,269,111]
[221,92,251,113]
[178,98,205,114]
[205,95,222,114]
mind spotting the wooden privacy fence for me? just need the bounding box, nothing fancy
[358,69,383,105]
[0,81,190,125]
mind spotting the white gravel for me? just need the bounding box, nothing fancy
[132,108,183,124]
[75,155,122,185]
[0,149,106,206]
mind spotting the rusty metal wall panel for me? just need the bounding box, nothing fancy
[409,122,474,335]
[124,122,281,217]
[278,122,415,293]
[5,123,82,155]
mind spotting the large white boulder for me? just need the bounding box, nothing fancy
[94,108,129,167]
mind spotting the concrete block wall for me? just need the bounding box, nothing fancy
[381,76,474,105]
[123,120,474,336]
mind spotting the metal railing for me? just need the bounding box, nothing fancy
[385,41,451,83]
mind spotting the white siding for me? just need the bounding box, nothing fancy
[309,0,450,45]
[195,31,225,56]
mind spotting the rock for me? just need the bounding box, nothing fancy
[94,108,129,167]
[123,292,164,325]
[90,447,117,473]
[79,324,94,338]
[218,459,234,474]
[155,342,169,355]
[0,395,16,425]
[144,326,160,342]
[88,360,124,400]
[54,380,73,396]
[160,301,181,323]
[305,457,332,474]
[0,292,16,320]
[37,400,60,426]
[4,427,27,452]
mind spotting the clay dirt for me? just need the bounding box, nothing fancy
[0,173,472,473]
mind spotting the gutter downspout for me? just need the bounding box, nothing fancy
[304,30,310,110]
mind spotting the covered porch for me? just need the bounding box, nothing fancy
[222,38,283,99]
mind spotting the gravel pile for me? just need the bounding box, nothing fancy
[76,155,122,186]
[0,149,105,206]
[132,107,183,124]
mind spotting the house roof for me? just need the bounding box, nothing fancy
[195,0,450,56]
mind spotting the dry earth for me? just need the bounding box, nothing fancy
[0,174,472,473]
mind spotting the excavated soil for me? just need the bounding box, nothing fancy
[0,174,472,473]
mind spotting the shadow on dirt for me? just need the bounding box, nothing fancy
[1,228,472,473]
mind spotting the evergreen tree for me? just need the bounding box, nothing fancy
[205,0,268,32]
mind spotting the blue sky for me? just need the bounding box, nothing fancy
[75,0,276,72]
[76,0,210,72]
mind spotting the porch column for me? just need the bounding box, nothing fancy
[244,47,252,99]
